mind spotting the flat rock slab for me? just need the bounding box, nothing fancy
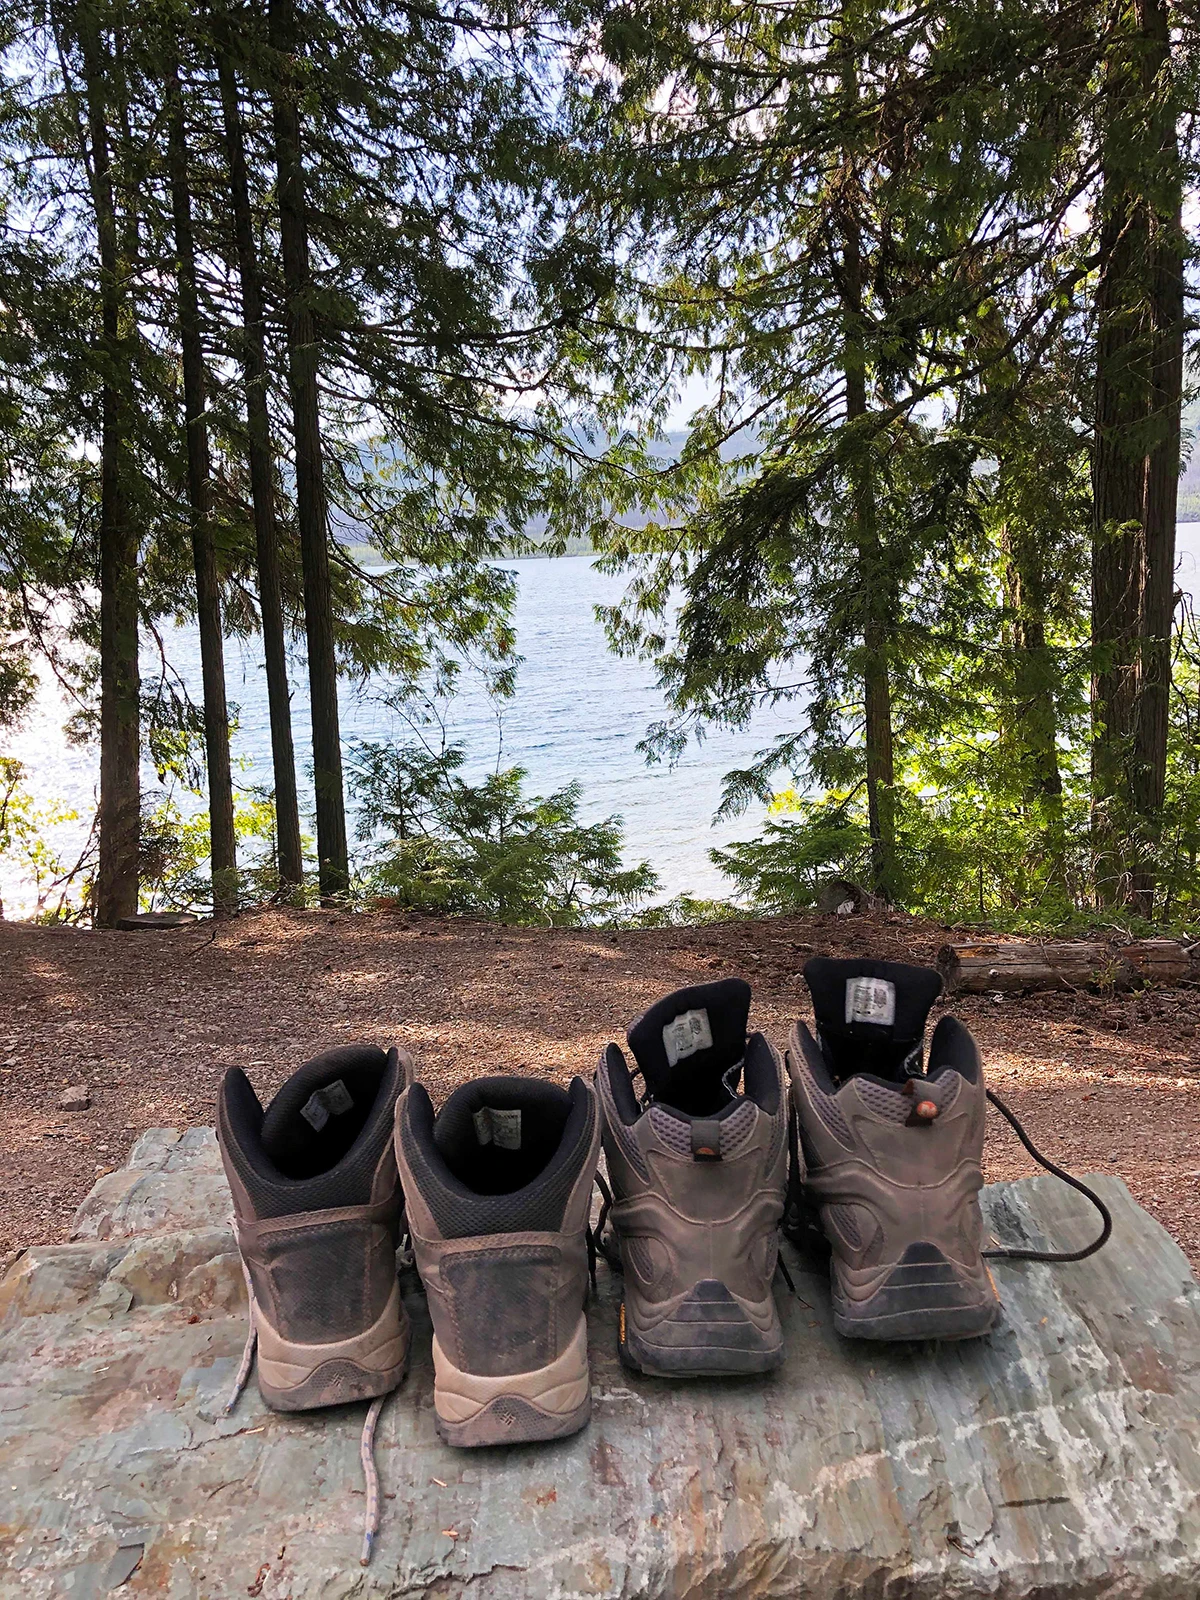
[1,1131,1198,1599]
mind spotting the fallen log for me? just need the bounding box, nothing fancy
[938,937,1193,994]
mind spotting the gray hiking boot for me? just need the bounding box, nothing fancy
[595,979,788,1377]
[394,1073,601,1447]
[787,957,999,1341]
[217,1045,412,1410]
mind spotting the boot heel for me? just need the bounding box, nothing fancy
[432,1315,591,1447]
[620,1279,785,1377]
[832,1243,999,1341]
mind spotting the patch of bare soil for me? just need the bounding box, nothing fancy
[1,908,1197,1277]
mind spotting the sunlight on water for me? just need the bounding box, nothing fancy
[7,532,1199,922]
[2,557,799,917]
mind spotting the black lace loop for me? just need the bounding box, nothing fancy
[588,1168,624,1276]
[982,1088,1113,1263]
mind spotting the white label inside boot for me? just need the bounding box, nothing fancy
[662,1007,713,1066]
[300,1079,354,1132]
[322,1079,354,1116]
[300,1092,329,1132]
[472,1107,522,1149]
[845,977,896,1027]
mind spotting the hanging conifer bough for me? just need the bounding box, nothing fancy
[560,0,1194,922]
[0,0,1195,927]
[1,0,591,919]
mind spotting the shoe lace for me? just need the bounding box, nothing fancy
[222,1235,395,1567]
[981,1088,1112,1263]
[585,1169,622,1287]
[781,1090,1113,1265]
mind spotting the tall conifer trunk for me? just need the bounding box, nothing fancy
[839,43,895,902]
[76,4,140,927]
[1091,0,1184,913]
[166,63,237,917]
[972,307,1067,881]
[216,52,304,897]
[268,0,349,900]
[1002,528,1065,804]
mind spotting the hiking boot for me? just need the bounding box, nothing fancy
[787,957,999,1341]
[217,1045,412,1410]
[394,1073,601,1447]
[595,978,788,1377]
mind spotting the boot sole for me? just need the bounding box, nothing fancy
[256,1277,411,1410]
[260,1354,409,1411]
[832,1243,999,1342]
[435,1391,591,1447]
[619,1279,785,1378]
[432,1314,591,1448]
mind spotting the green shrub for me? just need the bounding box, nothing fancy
[348,739,659,925]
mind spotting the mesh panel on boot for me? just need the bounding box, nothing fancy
[648,1106,692,1156]
[855,1079,910,1123]
[440,1246,560,1374]
[720,1100,758,1156]
[647,1098,759,1158]
[260,1218,396,1342]
[855,1075,961,1122]
[601,1103,649,1181]
[800,1062,854,1147]
[827,1204,863,1249]
[400,1085,595,1241]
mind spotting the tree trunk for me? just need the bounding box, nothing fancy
[970,300,1067,877]
[1091,0,1183,913]
[166,64,238,918]
[840,150,896,903]
[1131,0,1184,906]
[216,51,304,897]
[76,5,140,928]
[938,937,1190,994]
[268,0,349,901]
[1001,521,1067,876]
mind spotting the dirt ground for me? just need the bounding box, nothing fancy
[1,906,1198,1279]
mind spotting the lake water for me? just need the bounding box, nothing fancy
[1,556,797,917]
[6,527,1200,921]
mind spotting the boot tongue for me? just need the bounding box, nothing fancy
[627,978,751,1116]
[803,958,943,1082]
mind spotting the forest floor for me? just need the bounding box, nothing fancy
[2,906,1198,1278]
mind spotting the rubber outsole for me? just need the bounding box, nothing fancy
[434,1391,591,1447]
[832,1242,999,1342]
[619,1280,785,1378]
[431,1316,592,1448]
[259,1354,409,1411]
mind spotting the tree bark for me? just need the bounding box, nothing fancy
[1091,0,1184,913]
[938,937,1190,994]
[970,301,1067,871]
[1001,520,1067,878]
[76,4,140,928]
[1132,0,1185,902]
[166,64,238,917]
[268,0,349,901]
[840,144,896,903]
[216,51,304,897]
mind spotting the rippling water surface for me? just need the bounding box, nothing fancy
[7,529,1200,921]
[3,556,796,916]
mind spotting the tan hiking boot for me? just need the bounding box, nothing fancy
[394,1073,601,1447]
[787,957,999,1341]
[216,1045,412,1410]
[595,979,788,1376]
